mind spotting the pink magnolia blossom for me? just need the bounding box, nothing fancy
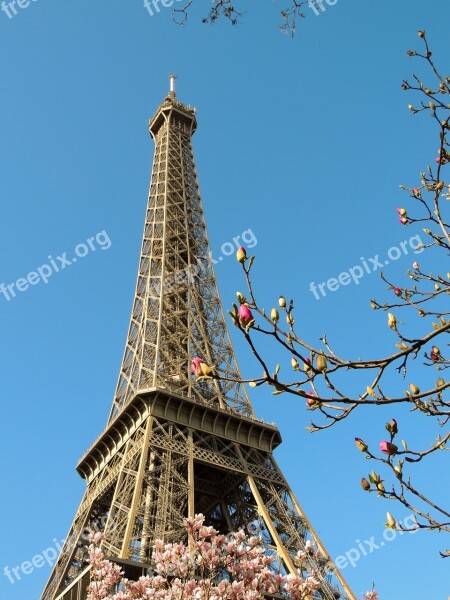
[436,149,449,165]
[238,303,253,326]
[86,515,377,600]
[430,346,440,361]
[190,356,204,376]
[306,391,317,407]
[380,440,398,455]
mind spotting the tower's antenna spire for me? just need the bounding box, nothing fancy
[169,73,177,97]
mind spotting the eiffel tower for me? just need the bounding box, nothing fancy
[40,76,356,600]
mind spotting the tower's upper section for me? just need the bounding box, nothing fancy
[107,79,253,424]
[149,76,197,139]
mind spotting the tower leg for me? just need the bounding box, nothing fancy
[120,416,154,557]
[247,475,297,574]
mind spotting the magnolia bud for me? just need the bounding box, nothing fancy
[238,304,254,327]
[316,354,327,373]
[306,392,318,408]
[366,386,376,397]
[396,207,407,216]
[380,440,398,455]
[430,346,440,361]
[389,418,398,435]
[418,30,425,37]
[271,308,279,323]
[236,246,246,263]
[413,261,419,270]
[393,287,402,297]
[200,362,213,377]
[236,291,245,304]
[278,296,286,308]
[303,357,312,372]
[429,101,436,110]
[361,478,371,491]
[291,357,299,370]
[409,383,420,395]
[191,357,204,377]
[388,313,397,330]
[396,342,409,350]
[370,470,381,484]
[286,313,294,326]
[355,438,368,452]
[436,377,445,388]
[386,512,396,528]
[394,464,403,478]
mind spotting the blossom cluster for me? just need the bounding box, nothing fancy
[86,516,377,600]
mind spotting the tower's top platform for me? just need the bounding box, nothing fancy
[149,75,197,137]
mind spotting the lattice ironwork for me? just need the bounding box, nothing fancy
[107,89,252,423]
[40,82,356,600]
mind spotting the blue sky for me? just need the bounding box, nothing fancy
[0,1,449,599]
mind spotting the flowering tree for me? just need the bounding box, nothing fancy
[86,516,377,599]
[192,32,450,554]
[172,0,310,35]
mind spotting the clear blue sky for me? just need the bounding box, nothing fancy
[0,1,448,599]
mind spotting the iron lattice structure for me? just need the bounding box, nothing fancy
[40,83,356,600]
